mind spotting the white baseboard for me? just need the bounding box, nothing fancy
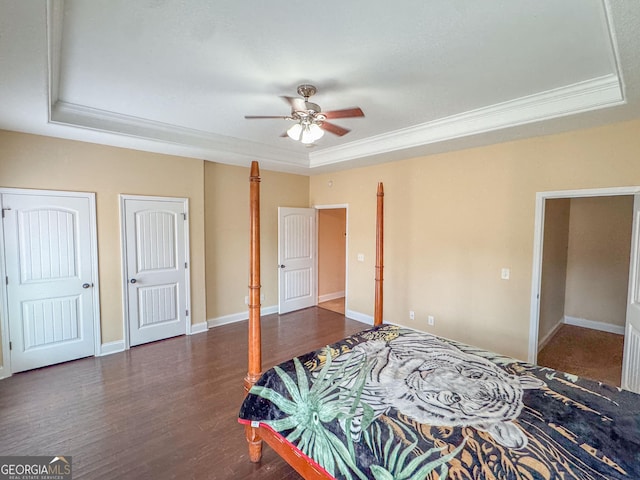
[189,322,208,335]
[318,291,345,303]
[99,340,125,356]
[0,365,9,380]
[208,305,279,328]
[345,309,374,326]
[564,315,625,335]
[538,317,564,351]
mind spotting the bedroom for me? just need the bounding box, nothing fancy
[1,1,640,478]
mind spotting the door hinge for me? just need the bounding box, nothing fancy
[185,309,189,317]
[185,262,188,269]
[1,207,10,219]
[182,212,187,220]
[9,341,12,351]
[5,276,7,286]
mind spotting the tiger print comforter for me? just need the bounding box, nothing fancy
[238,324,640,480]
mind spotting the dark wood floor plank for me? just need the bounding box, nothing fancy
[0,307,368,479]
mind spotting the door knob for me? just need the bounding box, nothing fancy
[279,265,285,269]
[82,283,92,289]
[130,278,137,284]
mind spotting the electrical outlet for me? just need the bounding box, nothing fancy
[428,315,435,326]
[244,295,249,305]
[260,293,265,302]
[501,268,510,280]
[357,253,365,262]
[409,310,415,320]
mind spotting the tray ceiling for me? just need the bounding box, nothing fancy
[1,0,639,174]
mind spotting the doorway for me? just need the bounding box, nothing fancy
[529,187,640,392]
[317,207,347,315]
[0,189,100,375]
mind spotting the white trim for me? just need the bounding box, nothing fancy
[119,195,191,348]
[0,187,101,376]
[564,315,625,336]
[345,309,374,326]
[0,366,8,380]
[99,340,125,356]
[207,305,279,328]
[50,101,307,170]
[0,195,11,375]
[318,291,345,303]
[309,74,624,168]
[529,185,640,363]
[537,318,564,351]
[189,322,208,335]
[45,6,624,174]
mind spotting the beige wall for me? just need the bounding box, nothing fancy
[564,196,633,327]
[0,130,206,355]
[3,117,640,366]
[318,209,346,297]
[538,198,570,346]
[309,118,640,360]
[204,162,309,319]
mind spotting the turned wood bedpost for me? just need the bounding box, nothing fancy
[245,160,263,462]
[374,182,384,326]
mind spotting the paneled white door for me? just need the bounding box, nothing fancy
[122,197,189,346]
[622,194,640,393]
[2,192,98,373]
[278,207,317,314]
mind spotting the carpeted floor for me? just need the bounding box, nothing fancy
[537,324,624,386]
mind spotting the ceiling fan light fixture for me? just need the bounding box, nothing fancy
[286,123,303,141]
[301,123,324,144]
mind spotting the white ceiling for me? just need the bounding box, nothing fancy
[1,0,639,174]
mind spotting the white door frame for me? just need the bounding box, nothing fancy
[528,186,640,364]
[314,204,349,313]
[0,188,101,378]
[119,195,191,349]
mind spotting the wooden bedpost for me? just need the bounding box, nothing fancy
[245,160,263,462]
[374,182,384,326]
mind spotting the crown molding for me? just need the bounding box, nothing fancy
[46,0,625,173]
[50,100,307,168]
[309,74,624,168]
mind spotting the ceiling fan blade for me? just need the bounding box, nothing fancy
[281,96,307,112]
[244,115,291,119]
[323,107,364,119]
[320,121,350,137]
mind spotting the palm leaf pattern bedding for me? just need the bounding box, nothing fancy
[238,325,640,479]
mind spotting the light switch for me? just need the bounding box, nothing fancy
[501,268,510,280]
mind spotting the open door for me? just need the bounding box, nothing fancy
[622,194,640,393]
[278,207,317,314]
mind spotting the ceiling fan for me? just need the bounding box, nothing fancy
[245,84,364,144]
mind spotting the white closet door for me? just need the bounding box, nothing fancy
[3,192,97,373]
[122,197,188,346]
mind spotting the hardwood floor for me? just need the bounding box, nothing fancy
[317,297,345,315]
[0,308,368,479]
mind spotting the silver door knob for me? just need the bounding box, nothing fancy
[130,278,137,284]
[82,283,92,289]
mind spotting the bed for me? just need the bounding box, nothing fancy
[238,161,640,479]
